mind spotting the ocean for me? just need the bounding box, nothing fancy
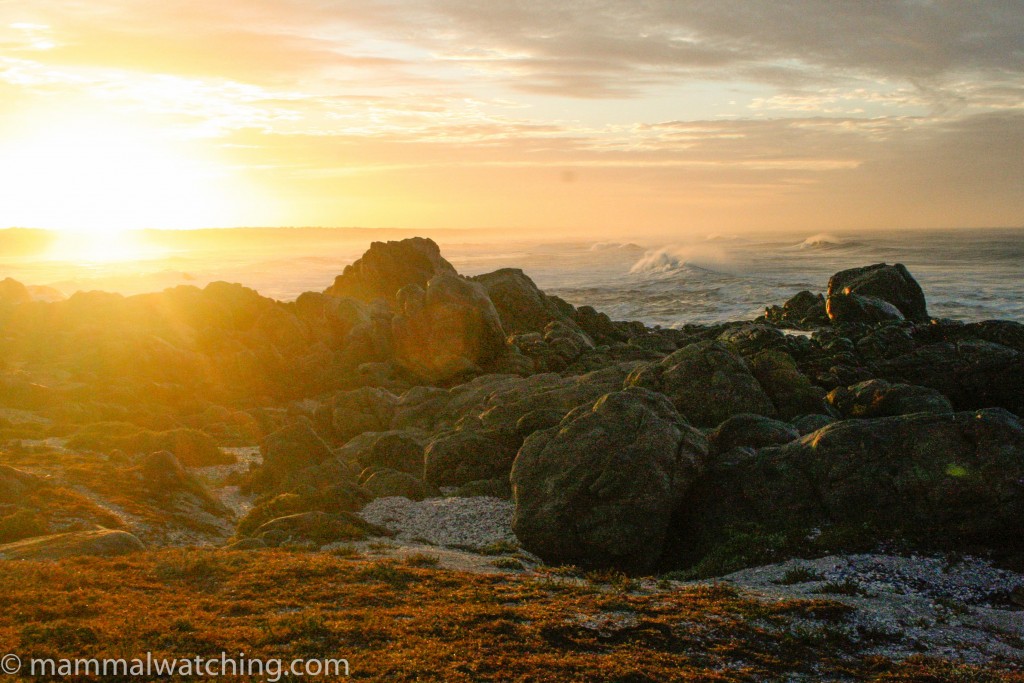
[3,228,1022,326]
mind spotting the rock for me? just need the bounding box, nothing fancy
[511,388,708,574]
[391,273,507,382]
[709,414,799,454]
[338,430,425,475]
[763,290,829,328]
[455,477,512,499]
[362,469,437,501]
[827,263,929,323]
[0,529,144,560]
[826,293,905,324]
[696,409,1024,558]
[573,305,628,344]
[325,237,457,304]
[750,349,828,419]
[473,268,575,335]
[872,340,1024,415]
[260,418,334,477]
[826,379,953,418]
[423,430,518,487]
[625,341,776,427]
[791,414,836,435]
[717,324,787,357]
[139,450,193,492]
[254,511,384,546]
[327,387,398,444]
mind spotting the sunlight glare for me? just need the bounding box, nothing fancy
[0,115,240,234]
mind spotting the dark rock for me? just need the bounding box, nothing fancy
[827,379,953,418]
[455,477,512,499]
[696,409,1024,558]
[338,430,425,475]
[0,465,44,503]
[511,388,707,574]
[261,419,334,477]
[423,430,518,487]
[827,293,905,324]
[325,237,457,304]
[473,268,575,335]
[362,469,437,501]
[625,341,776,427]
[827,263,929,323]
[0,529,145,560]
[872,340,1024,415]
[391,273,507,382]
[750,349,828,419]
[709,414,799,454]
[328,387,398,444]
[763,290,828,328]
[717,324,787,357]
[791,414,836,435]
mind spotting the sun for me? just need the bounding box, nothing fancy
[0,114,239,238]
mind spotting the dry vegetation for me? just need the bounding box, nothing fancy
[0,549,1019,682]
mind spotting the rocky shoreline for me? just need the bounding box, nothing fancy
[1,236,1023,668]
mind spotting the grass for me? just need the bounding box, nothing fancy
[814,578,871,597]
[775,566,824,585]
[0,549,1018,681]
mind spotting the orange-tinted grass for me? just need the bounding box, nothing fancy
[0,549,1019,682]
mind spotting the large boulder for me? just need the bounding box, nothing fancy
[423,430,518,487]
[872,340,1024,415]
[826,379,953,418]
[391,273,507,382]
[763,290,829,328]
[260,419,335,478]
[325,237,457,304]
[362,469,437,501]
[337,430,425,475]
[693,409,1024,558]
[826,293,905,324]
[511,388,708,574]
[625,341,776,427]
[749,349,828,419]
[326,387,398,444]
[826,263,929,323]
[0,529,144,560]
[708,414,799,454]
[473,268,576,335]
[253,511,383,547]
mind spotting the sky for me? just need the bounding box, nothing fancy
[0,1,1022,237]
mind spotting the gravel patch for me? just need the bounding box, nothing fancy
[358,496,517,551]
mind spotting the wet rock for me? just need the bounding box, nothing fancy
[391,273,507,382]
[511,388,707,574]
[325,237,457,304]
[827,263,929,323]
[0,529,145,560]
[827,379,953,418]
[625,341,776,427]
